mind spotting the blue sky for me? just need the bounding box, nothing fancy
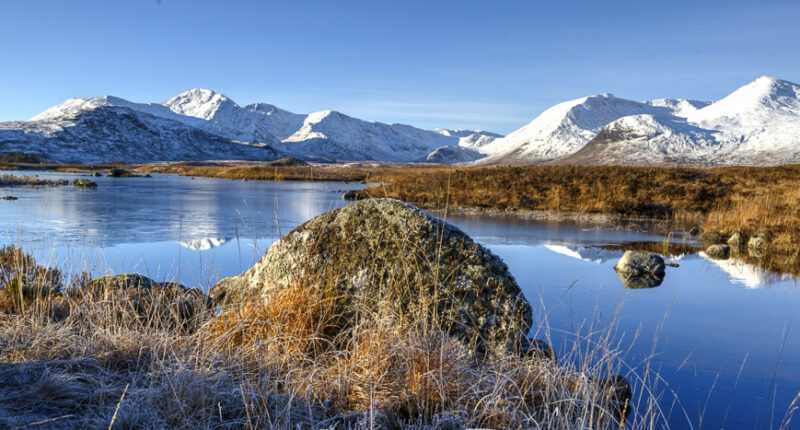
[1,0,798,134]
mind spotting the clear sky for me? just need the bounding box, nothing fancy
[1,0,799,134]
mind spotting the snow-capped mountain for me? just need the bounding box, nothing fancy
[0,89,502,164]
[0,103,279,164]
[2,77,798,166]
[475,94,712,165]
[491,76,800,166]
[432,129,503,149]
[278,110,498,162]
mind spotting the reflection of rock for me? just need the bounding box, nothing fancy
[543,244,621,263]
[614,251,665,289]
[616,270,664,289]
[706,244,730,260]
[179,237,230,251]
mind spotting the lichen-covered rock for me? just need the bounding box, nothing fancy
[748,235,767,258]
[613,251,665,278]
[211,198,533,352]
[727,232,746,250]
[706,244,731,260]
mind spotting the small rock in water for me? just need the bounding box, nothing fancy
[91,171,103,177]
[71,178,98,188]
[706,244,731,260]
[1,196,18,201]
[342,189,369,200]
[614,251,666,289]
[666,262,680,268]
[614,251,665,278]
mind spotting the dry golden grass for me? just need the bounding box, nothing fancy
[0,245,664,429]
[136,161,378,182]
[0,174,68,187]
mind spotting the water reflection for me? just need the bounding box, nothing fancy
[700,251,793,288]
[2,172,800,429]
[543,244,620,263]
[615,270,664,289]
[179,237,230,251]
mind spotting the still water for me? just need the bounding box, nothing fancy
[1,172,798,429]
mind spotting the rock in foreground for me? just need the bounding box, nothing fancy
[211,198,533,352]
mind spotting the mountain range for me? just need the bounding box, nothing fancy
[1,76,798,165]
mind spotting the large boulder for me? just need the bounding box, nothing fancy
[211,198,533,352]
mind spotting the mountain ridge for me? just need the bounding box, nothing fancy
[2,76,799,166]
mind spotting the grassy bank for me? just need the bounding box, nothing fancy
[0,245,666,429]
[0,173,68,187]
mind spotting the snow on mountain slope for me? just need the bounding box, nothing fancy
[280,110,459,161]
[644,98,711,117]
[560,114,720,165]
[1,105,280,163]
[244,103,306,140]
[31,95,209,129]
[6,89,503,164]
[426,145,485,164]
[476,94,674,164]
[162,89,280,145]
[687,77,800,153]
[6,77,800,166]
[432,129,503,149]
[559,77,800,166]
